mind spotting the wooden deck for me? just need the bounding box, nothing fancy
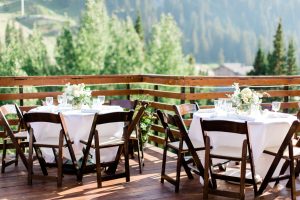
[0,145,296,200]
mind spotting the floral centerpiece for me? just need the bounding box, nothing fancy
[227,83,267,113]
[63,83,92,109]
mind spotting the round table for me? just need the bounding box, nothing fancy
[28,105,124,163]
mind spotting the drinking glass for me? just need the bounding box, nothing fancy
[45,97,53,106]
[92,98,99,109]
[214,99,220,113]
[272,101,281,112]
[98,96,105,106]
[57,95,64,105]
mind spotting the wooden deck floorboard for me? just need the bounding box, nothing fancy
[0,145,296,200]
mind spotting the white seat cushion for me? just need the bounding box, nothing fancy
[168,140,204,151]
[210,146,247,159]
[34,137,66,146]
[93,136,124,147]
[264,146,300,157]
[14,131,28,138]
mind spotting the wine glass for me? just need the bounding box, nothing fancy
[57,95,64,105]
[98,96,105,106]
[92,98,99,109]
[45,97,53,106]
[272,101,281,112]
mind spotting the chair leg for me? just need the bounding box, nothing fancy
[161,142,168,184]
[28,132,33,185]
[57,133,63,187]
[15,139,20,166]
[182,157,193,179]
[288,142,295,200]
[175,150,183,193]
[276,160,289,186]
[1,140,7,173]
[136,139,142,174]
[94,132,102,188]
[203,137,210,199]
[124,140,130,182]
[239,140,247,200]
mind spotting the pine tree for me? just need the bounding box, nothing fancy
[248,43,268,75]
[147,14,186,75]
[269,19,286,75]
[5,22,11,47]
[134,11,144,42]
[5,22,19,47]
[286,38,298,75]
[55,25,77,75]
[22,28,49,76]
[0,23,26,76]
[75,0,109,75]
[103,16,144,74]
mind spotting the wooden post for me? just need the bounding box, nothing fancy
[153,85,159,147]
[126,84,130,100]
[283,85,289,113]
[19,85,23,106]
[181,87,185,104]
[190,87,195,104]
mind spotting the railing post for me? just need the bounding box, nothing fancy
[181,87,185,104]
[283,85,289,113]
[190,87,195,105]
[19,85,23,106]
[153,85,159,147]
[126,84,130,100]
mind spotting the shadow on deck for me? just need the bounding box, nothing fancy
[0,145,295,200]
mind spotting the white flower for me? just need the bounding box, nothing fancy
[63,83,91,106]
[228,83,265,108]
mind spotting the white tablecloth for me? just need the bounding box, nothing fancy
[28,105,124,163]
[189,109,297,178]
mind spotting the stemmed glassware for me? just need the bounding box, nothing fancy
[98,96,105,106]
[45,97,53,106]
[57,95,64,105]
[272,101,281,112]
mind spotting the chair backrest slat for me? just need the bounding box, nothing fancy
[173,103,199,117]
[24,112,61,124]
[110,100,138,110]
[201,120,248,135]
[94,111,134,125]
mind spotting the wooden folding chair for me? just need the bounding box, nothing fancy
[157,109,205,193]
[79,111,134,188]
[0,104,28,173]
[110,99,146,173]
[258,120,300,200]
[109,99,138,110]
[173,103,199,128]
[200,119,258,200]
[23,112,79,187]
[173,103,205,166]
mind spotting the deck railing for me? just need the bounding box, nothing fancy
[1,74,300,145]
